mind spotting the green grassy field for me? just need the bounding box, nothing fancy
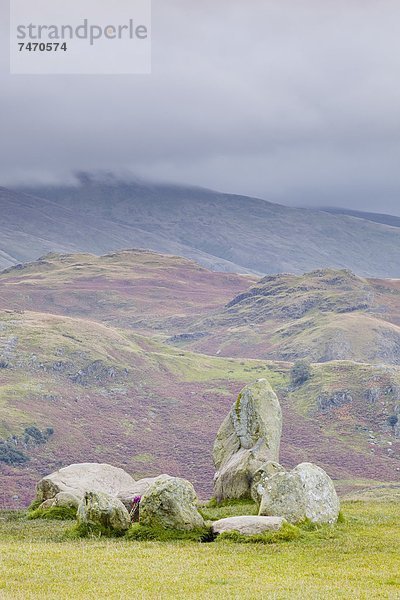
[0,502,399,599]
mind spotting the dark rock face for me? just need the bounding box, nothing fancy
[69,360,126,386]
[167,332,208,344]
[317,391,353,412]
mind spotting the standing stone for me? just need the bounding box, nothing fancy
[77,491,131,534]
[213,379,282,501]
[139,475,205,531]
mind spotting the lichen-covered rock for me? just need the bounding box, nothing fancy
[258,471,306,523]
[251,461,286,503]
[77,491,131,533]
[36,463,136,504]
[213,379,282,501]
[213,448,263,502]
[117,477,158,511]
[139,475,205,531]
[212,515,287,536]
[292,463,340,524]
[53,492,80,509]
[259,462,340,524]
[38,499,55,510]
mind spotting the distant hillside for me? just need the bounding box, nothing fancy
[1,177,400,276]
[4,252,400,365]
[169,268,400,365]
[0,186,250,274]
[320,207,400,229]
[0,250,255,333]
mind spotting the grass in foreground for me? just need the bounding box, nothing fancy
[0,502,399,599]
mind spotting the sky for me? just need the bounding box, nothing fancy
[1,0,400,215]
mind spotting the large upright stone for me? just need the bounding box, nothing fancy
[35,463,136,504]
[139,475,205,531]
[213,379,282,501]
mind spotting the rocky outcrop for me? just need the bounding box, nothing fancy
[317,391,353,412]
[213,379,282,501]
[259,462,340,524]
[139,475,205,531]
[77,491,131,534]
[212,516,286,536]
[35,463,136,504]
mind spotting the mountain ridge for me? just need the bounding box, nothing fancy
[1,178,400,276]
[320,206,400,229]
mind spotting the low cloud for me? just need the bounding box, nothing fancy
[1,0,400,214]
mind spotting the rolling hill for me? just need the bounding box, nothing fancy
[0,251,399,507]
[7,252,400,364]
[0,250,255,334]
[171,268,400,364]
[2,177,400,276]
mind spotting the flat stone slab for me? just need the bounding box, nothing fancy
[212,515,286,535]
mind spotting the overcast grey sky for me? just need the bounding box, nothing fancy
[1,0,400,214]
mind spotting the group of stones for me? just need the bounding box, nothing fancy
[34,379,340,536]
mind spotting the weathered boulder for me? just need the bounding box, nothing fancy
[258,470,306,523]
[139,475,205,531]
[53,492,80,509]
[38,492,80,513]
[259,462,340,524]
[77,491,131,533]
[293,462,340,524]
[251,461,286,503]
[117,477,158,511]
[212,515,287,536]
[213,379,282,501]
[35,463,136,504]
[38,499,55,510]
